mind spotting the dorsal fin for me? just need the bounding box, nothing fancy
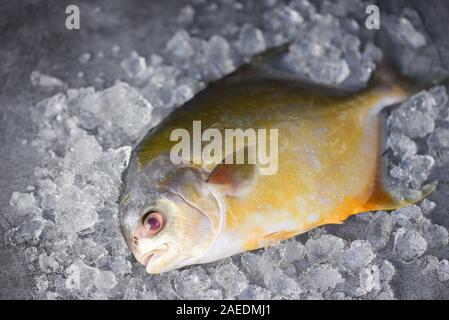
[214,43,359,96]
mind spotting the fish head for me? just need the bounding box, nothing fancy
[119,153,224,274]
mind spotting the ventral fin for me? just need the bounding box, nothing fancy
[208,161,258,198]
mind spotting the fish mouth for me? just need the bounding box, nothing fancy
[141,244,169,272]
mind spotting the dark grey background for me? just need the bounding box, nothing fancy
[1,0,449,299]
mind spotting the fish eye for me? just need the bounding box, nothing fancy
[142,211,164,235]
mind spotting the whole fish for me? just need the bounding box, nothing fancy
[118,48,434,274]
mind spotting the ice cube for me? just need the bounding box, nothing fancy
[436,260,449,282]
[121,51,149,79]
[239,285,272,300]
[342,240,375,272]
[36,275,50,292]
[177,5,195,25]
[166,30,195,60]
[65,260,100,292]
[393,228,427,264]
[9,192,42,217]
[174,267,212,298]
[237,23,267,56]
[241,252,265,283]
[300,264,344,293]
[211,261,248,298]
[9,218,45,245]
[265,272,301,299]
[365,212,393,250]
[305,234,345,264]
[39,252,59,274]
[94,271,118,291]
[419,198,436,216]
[387,92,436,138]
[421,223,449,249]
[391,205,423,227]
[30,71,66,90]
[387,131,417,158]
[389,155,434,189]
[356,265,381,296]
[24,247,39,263]
[381,8,446,82]
[123,277,157,300]
[417,255,439,275]
[395,16,427,48]
[284,40,350,85]
[78,53,92,64]
[427,128,449,165]
[378,260,396,283]
[263,5,303,42]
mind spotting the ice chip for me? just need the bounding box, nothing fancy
[265,272,301,299]
[391,205,423,227]
[342,240,375,272]
[10,192,42,217]
[419,198,436,216]
[9,218,45,245]
[78,53,92,64]
[378,260,395,282]
[436,260,449,282]
[417,255,439,276]
[305,234,345,264]
[427,128,449,165]
[421,223,449,249]
[387,92,436,138]
[387,131,417,157]
[24,247,39,263]
[395,16,427,48]
[177,5,195,25]
[239,285,271,300]
[174,267,212,298]
[65,260,100,292]
[39,252,59,274]
[204,35,235,80]
[94,271,118,291]
[166,30,195,60]
[121,51,148,79]
[390,155,434,189]
[237,23,267,56]
[300,264,344,293]
[393,228,427,264]
[35,275,50,291]
[356,265,381,296]
[365,212,393,250]
[30,71,66,90]
[212,261,248,298]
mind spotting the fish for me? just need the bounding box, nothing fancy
[118,46,435,274]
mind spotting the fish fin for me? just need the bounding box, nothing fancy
[207,162,258,198]
[362,111,437,212]
[362,176,438,212]
[261,230,299,246]
[217,43,360,96]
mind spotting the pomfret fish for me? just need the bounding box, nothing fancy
[119,48,434,274]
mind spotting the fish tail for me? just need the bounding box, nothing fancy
[361,61,439,213]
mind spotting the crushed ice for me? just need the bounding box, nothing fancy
[5,0,449,299]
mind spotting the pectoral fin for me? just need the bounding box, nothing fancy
[208,162,258,197]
